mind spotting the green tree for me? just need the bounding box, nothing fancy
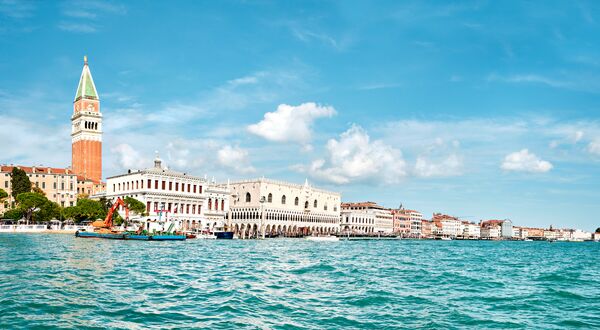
[11,167,31,199]
[2,208,23,220]
[32,186,45,196]
[0,188,8,201]
[124,197,147,216]
[32,200,61,223]
[16,192,48,222]
[596,227,600,233]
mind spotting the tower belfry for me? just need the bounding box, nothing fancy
[71,55,102,182]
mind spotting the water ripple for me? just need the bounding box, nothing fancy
[1,235,599,329]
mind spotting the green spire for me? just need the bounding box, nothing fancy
[74,55,99,101]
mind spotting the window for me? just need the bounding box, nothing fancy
[208,199,212,210]
[169,182,172,190]
[281,195,286,204]
[193,185,197,193]
[162,181,166,190]
[53,182,57,189]
[146,202,151,213]
[268,193,273,203]
[4,181,7,188]
[221,200,225,211]
[245,192,251,202]
[199,185,203,193]
[148,179,151,189]
[324,204,328,211]
[294,197,299,206]
[175,182,179,191]
[314,200,317,208]
[70,183,73,190]
[61,183,64,190]
[305,201,309,208]
[42,182,45,189]
[334,206,338,212]
[188,184,191,192]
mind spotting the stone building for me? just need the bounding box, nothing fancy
[227,178,341,238]
[341,202,393,234]
[103,154,229,231]
[0,165,78,212]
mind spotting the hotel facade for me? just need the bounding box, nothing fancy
[102,155,229,231]
[227,178,341,238]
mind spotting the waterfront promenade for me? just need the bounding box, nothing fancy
[1,234,599,329]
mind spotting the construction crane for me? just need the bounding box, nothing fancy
[92,197,129,231]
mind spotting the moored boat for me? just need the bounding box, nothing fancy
[305,235,339,242]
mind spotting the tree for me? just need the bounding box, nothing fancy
[16,192,48,222]
[32,200,61,223]
[596,227,600,234]
[62,198,107,223]
[124,197,147,216]
[11,167,31,199]
[0,188,8,201]
[2,208,23,220]
[32,186,45,196]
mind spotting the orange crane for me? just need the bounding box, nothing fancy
[92,197,129,232]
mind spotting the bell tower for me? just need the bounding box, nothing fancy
[71,55,102,182]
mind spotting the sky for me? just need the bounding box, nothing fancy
[1,0,599,230]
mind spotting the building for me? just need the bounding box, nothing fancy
[103,154,228,231]
[513,226,529,239]
[480,225,500,239]
[432,213,462,238]
[421,220,433,238]
[228,178,340,238]
[481,219,513,239]
[342,202,393,234]
[462,221,481,239]
[391,209,411,236]
[0,165,78,213]
[71,56,103,184]
[341,207,375,234]
[405,209,423,237]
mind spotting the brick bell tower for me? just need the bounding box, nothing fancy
[71,55,102,182]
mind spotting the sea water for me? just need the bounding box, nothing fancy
[1,234,599,329]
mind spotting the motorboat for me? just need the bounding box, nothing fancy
[305,235,339,242]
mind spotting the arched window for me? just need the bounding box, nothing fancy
[268,193,273,203]
[314,200,318,208]
[245,192,251,202]
[304,201,309,209]
[324,204,328,211]
[208,199,212,210]
[295,197,299,206]
[281,195,286,204]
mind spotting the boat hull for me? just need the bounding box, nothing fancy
[215,231,234,239]
[75,231,126,239]
[75,231,186,241]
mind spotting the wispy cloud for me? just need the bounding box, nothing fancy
[486,73,600,93]
[0,0,35,19]
[57,22,97,33]
[58,0,126,33]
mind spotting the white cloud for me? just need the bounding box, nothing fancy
[414,154,463,177]
[588,140,600,155]
[111,143,148,170]
[217,145,255,174]
[247,102,336,146]
[296,125,407,184]
[58,22,97,33]
[501,149,553,173]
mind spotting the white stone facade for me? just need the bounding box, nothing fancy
[341,210,376,234]
[103,156,229,231]
[227,178,341,238]
[341,202,394,234]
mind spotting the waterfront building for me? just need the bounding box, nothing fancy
[544,229,558,240]
[71,56,103,184]
[421,220,433,238]
[228,178,340,238]
[391,209,411,236]
[480,225,500,239]
[0,165,78,212]
[341,207,375,234]
[342,202,393,234]
[103,154,228,231]
[432,213,462,238]
[525,227,545,239]
[462,221,481,239]
[513,226,529,239]
[481,219,513,239]
[405,209,423,237]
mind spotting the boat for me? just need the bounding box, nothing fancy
[305,235,339,242]
[440,237,452,241]
[524,238,533,241]
[75,230,126,239]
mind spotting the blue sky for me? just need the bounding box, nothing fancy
[1,0,600,230]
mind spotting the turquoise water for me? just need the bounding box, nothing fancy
[1,235,599,329]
